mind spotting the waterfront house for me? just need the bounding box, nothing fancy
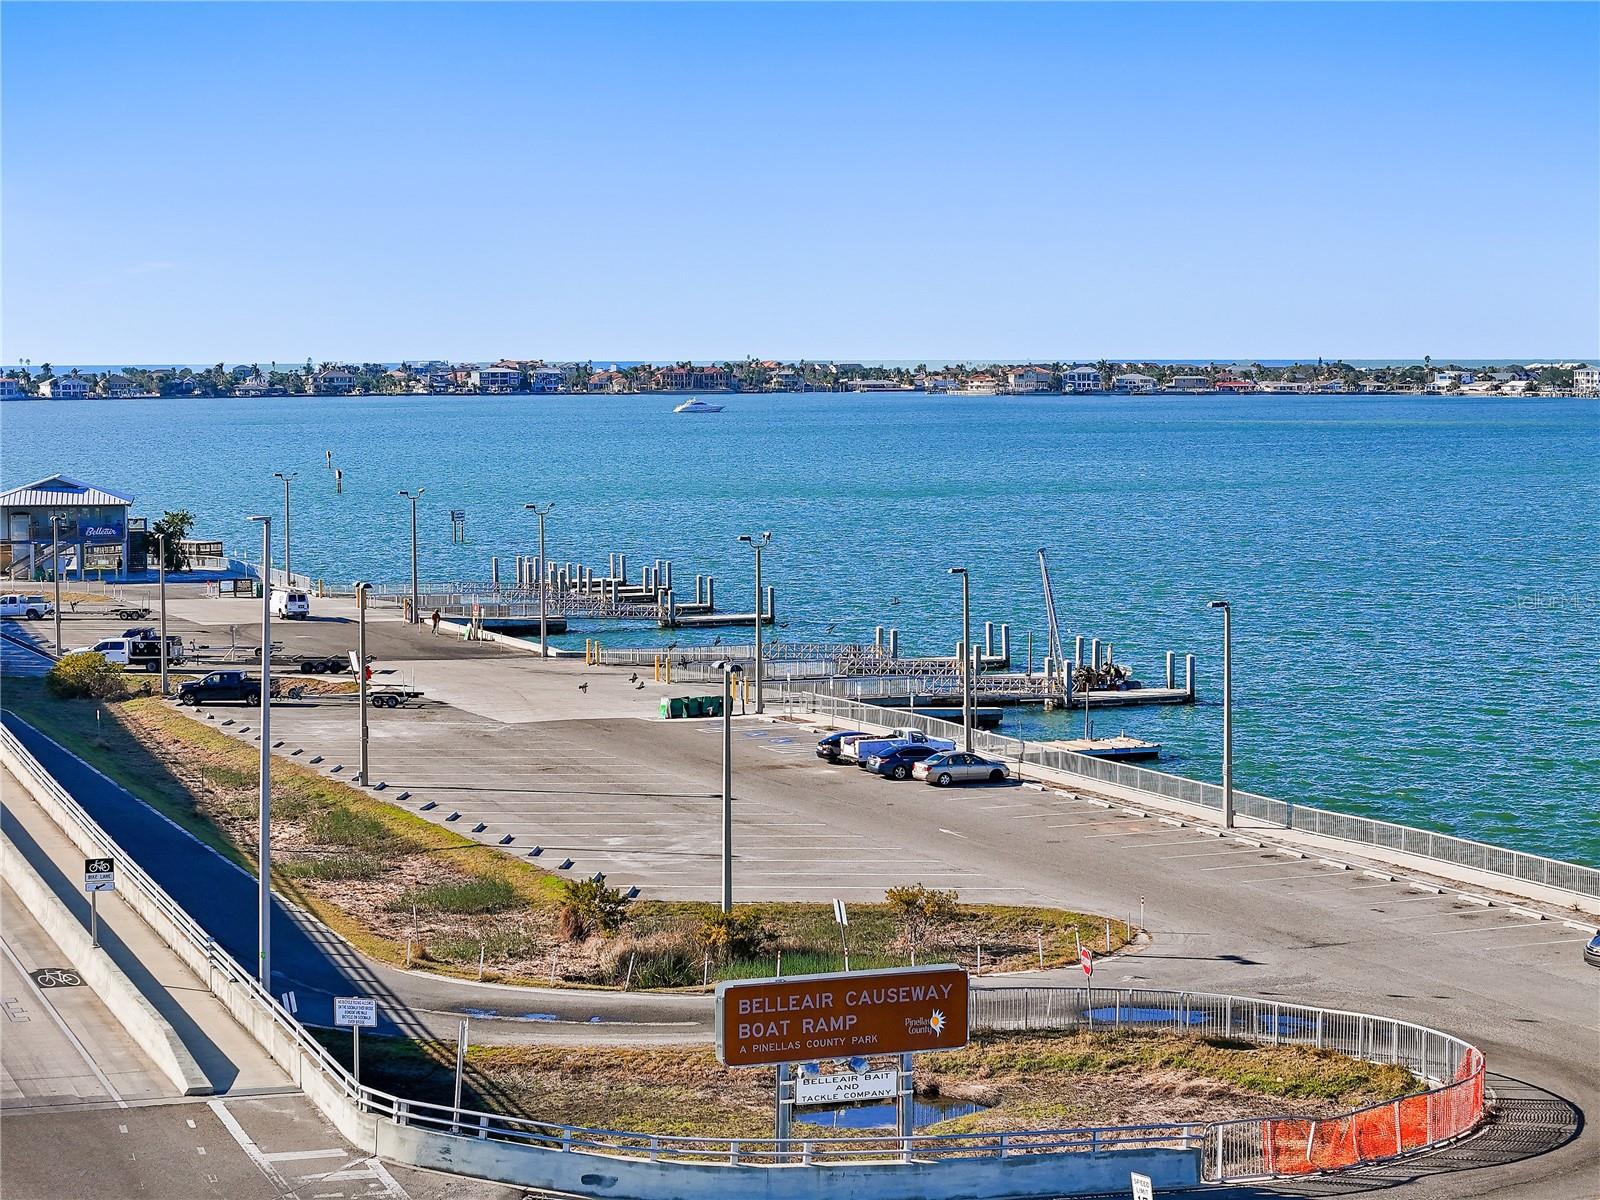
[308,367,356,394]
[1431,370,1474,390]
[1573,367,1599,396]
[1167,374,1210,391]
[0,474,133,579]
[1113,373,1157,394]
[587,370,630,393]
[1313,379,1346,393]
[1061,366,1101,392]
[233,374,286,397]
[652,365,731,391]
[1214,377,1254,393]
[40,376,90,400]
[470,366,522,393]
[769,368,803,391]
[99,373,142,398]
[0,377,22,401]
[528,366,566,393]
[1006,366,1055,393]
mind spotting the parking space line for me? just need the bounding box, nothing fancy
[1474,937,1587,951]
[1199,861,1281,871]
[1422,921,1545,937]
[1158,847,1262,860]
[1236,871,1344,883]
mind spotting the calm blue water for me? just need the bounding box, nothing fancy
[4,392,1597,864]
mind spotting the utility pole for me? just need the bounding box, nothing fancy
[158,533,169,696]
[51,515,66,657]
[1208,599,1234,829]
[524,503,555,658]
[948,567,973,752]
[738,532,771,713]
[356,583,370,785]
[398,489,424,623]
[249,515,273,987]
[273,471,297,582]
[719,660,742,913]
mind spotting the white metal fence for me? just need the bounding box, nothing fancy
[0,723,1487,1183]
[777,687,1600,902]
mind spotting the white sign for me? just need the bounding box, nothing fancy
[1080,946,1094,977]
[333,996,377,1028]
[832,898,849,927]
[794,1068,898,1106]
[84,857,115,893]
[1130,1171,1154,1200]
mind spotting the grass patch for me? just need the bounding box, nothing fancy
[398,877,521,916]
[309,1027,1421,1142]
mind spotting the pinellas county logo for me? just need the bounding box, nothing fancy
[904,1008,947,1039]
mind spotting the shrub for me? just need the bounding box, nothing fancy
[307,806,392,853]
[885,883,960,964]
[697,910,774,962]
[46,651,127,700]
[556,875,632,941]
[598,929,702,988]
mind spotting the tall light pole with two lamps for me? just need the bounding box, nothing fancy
[737,532,770,713]
[1207,599,1234,829]
[524,503,555,658]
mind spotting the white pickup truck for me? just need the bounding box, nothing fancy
[70,635,187,670]
[838,728,957,765]
[0,593,54,619]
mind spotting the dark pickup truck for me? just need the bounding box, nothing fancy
[176,671,262,707]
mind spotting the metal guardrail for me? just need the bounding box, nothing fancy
[778,687,1600,901]
[0,723,1487,1182]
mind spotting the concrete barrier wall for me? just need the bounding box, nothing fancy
[0,828,212,1096]
[383,1122,1201,1200]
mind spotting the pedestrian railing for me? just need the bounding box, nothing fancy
[775,687,1600,902]
[0,722,1488,1184]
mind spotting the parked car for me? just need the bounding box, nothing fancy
[1586,931,1600,968]
[867,744,942,780]
[270,589,311,620]
[815,731,868,762]
[912,751,1010,787]
[69,636,186,670]
[0,593,53,619]
[176,671,261,706]
[850,729,957,768]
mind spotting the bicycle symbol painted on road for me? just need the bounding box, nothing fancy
[29,968,84,989]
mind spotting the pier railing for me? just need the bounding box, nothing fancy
[777,688,1600,902]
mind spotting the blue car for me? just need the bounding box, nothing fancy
[867,744,941,780]
[815,731,868,763]
[1586,931,1600,968]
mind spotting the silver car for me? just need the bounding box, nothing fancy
[913,751,1010,787]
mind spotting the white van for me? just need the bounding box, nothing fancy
[270,590,311,620]
[0,593,53,619]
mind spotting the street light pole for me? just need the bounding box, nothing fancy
[738,532,771,713]
[719,660,742,914]
[272,472,297,582]
[355,583,370,785]
[51,515,65,657]
[948,567,973,752]
[398,489,425,623]
[1208,599,1233,829]
[249,515,273,987]
[158,533,169,696]
[524,503,555,658]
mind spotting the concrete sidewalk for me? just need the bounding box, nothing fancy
[1,767,289,1097]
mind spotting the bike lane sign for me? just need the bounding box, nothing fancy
[84,858,115,892]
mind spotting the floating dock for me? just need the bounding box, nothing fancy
[1039,734,1161,761]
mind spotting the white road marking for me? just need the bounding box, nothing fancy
[207,1100,301,1197]
[1474,937,1587,951]
[265,1149,351,1162]
[937,828,969,839]
[1157,847,1261,860]
[1423,921,1545,937]
[0,935,126,1108]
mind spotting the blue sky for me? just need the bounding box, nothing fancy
[3,2,1595,362]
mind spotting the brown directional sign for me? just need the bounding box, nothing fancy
[714,964,969,1068]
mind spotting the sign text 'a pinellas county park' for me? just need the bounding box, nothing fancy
[714,965,969,1067]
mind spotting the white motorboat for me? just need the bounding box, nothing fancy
[672,397,725,413]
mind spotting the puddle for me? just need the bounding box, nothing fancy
[797,1096,987,1131]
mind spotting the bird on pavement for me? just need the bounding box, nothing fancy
[629,672,639,683]
[578,681,589,693]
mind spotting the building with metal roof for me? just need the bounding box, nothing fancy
[1,474,136,581]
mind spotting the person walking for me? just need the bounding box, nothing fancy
[430,608,442,635]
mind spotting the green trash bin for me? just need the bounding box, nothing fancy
[684,697,705,718]
[669,697,689,719]
[702,694,724,718]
